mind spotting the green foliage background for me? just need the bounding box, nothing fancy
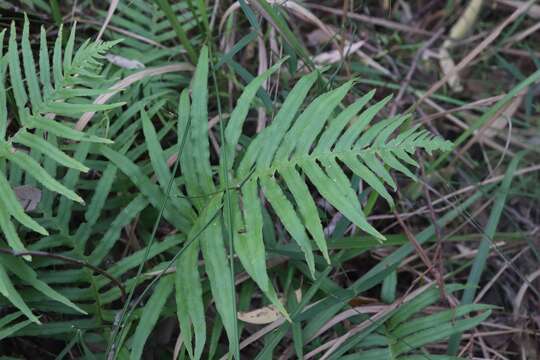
[1,1,537,359]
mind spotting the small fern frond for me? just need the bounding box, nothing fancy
[0,17,121,251]
[348,284,492,359]
[0,17,118,324]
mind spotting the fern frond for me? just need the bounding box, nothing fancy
[233,71,451,251]
[0,17,119,322]
[215,68,452,317]
[345,284,492,360]
[0,18,120,246]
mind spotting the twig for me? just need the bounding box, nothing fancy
[96,0,119,41]
[419,160,450,306]
[393,210,449,303]
[76,18,168,48]
[76,63,194,131]
[307,4,433,36]
[367,163,539,223]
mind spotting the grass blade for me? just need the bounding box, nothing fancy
[447,151,525,354]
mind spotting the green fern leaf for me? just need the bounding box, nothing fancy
[219,69,451,312]
[233,70,452,250]
[1,18,122,237]
[0,18,122,323]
